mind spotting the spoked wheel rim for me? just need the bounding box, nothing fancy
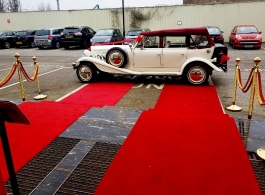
[107,50,125,67]
[78,65,93,81]
[187,66,207,85]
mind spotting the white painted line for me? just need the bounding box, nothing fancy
[55,84,88,102]
[0,67,64,90]
[0,68,11,72]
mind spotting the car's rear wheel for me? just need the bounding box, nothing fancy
[30,41,35,48]
[106,47,127,68]
[76,62,97,83]
[4,41,10,49]
[81,40,89,49]
[38,46,44,49]
[184,63,209,85]
[54,42,60,49]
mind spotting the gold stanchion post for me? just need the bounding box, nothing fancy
[33,56,47,100]
[15,53,26,101]
[247,57,261,119]
[226,58,242,111]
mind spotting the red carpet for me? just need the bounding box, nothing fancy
[0,82,133,181]
[94,85,262,195]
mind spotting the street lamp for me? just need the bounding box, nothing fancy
[122,0,125,37]
[57,0,60,10]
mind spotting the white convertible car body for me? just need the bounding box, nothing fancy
[73,27,229,85]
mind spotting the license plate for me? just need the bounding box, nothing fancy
[66,35,73,38]
[38,40,45,43]
[244,45,253,48]
[16,42,22,44]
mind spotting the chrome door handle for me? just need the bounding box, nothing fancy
[207,49,211,53]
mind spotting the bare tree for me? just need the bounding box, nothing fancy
[0,0,7,12]
[7,0,21,12]
[38,1,52,11]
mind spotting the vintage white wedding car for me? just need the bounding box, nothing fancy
[72,27,228,85]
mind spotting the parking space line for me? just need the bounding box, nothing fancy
[55,84,88,102]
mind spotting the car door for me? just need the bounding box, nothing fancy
[6,31,15,45]
[161,36,188,68]
[162,48,187,68]
[133,36,161,68]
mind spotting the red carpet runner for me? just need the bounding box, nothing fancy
[0,82,133,181]
[94,84,262,195]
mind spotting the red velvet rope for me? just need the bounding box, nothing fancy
[237,67,254,93]
[0,65,17,87]
[257,72,265,103]
[92,39,135,46]
[19,61,39,81]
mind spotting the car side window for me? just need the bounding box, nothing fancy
[164,36,187,48]
[136,36,159,48]
[7,32,14,36]
[53,29,60,35]
[88,28,95,34]
[82,28,88,33]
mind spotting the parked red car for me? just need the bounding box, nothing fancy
[229,25,262,49]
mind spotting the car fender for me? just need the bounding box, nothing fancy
[76,56,133,74]
[180,57,222,74]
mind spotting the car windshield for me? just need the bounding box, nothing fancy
[207,27,221,34]
[0,32,4,36]
[237,27,258,34]
[35,30,50,36]
[95,29,113,36]
[64,28,79,33]
[126,30,142,36]
[16,31,27,35]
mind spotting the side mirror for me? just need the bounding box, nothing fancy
[221,31,224,33]
[114,33,118,37]
[259,31,262,34]
[231,32,236,35]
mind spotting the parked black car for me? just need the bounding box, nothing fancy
[61,26,96,49]
[0,31,16,49]
[206,26,224,44]
[14,30,36,48]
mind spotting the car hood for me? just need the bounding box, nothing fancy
[125,35,138,39]
[237,33,260,39]
[91,35,111,43]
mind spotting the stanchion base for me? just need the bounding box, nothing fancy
[257,147,265,160]
[34,94,47,100]
[225,104,242,111]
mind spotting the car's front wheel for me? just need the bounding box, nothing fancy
[4,41,10,49]
[76,62,97,83]
[184,63,209,85]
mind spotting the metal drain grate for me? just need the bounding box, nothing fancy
[250,159,265,195]
[4,137,80,195]
[55,142,121,195]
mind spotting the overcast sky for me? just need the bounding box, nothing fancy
[20,0,183,11]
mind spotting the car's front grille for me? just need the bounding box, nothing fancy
[239,41,259,45]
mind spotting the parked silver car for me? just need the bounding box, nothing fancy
[90,28,123,45]
[125,28,156,45]
[35,28,64,49]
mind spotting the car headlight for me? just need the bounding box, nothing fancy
[235,35,242,39]
[256,35,262,39]
[104,38,111,42]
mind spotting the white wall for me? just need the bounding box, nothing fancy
[0,2,264,42]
